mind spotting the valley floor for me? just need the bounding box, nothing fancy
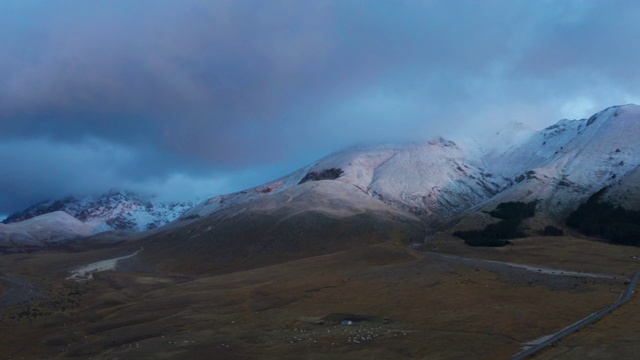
[1,235,639,359]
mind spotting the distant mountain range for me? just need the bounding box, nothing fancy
[4,104,640,256]
[2,191,196,232]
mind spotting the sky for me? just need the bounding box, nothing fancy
[1,0,640,216]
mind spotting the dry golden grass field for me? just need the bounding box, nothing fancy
[1,231,639,359]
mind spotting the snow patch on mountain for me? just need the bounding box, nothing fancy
[365,138,504,223]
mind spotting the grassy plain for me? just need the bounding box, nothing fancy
[1,232,637,359]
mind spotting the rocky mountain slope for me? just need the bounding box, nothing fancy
[2,191,196,232]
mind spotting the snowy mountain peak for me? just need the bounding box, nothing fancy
[3,191,196,232]
[183,137,504,225]
[476,104,640,218]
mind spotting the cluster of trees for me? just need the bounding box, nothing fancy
[488,200,537,220]
[453,187,640,247]
[567,187,640,246]
[542,225,564,236]
[454,201,538,247]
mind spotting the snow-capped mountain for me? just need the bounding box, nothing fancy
[480,104,640,217]
[0,211,94,253]
[184,104,640,226]
[3,191,196,232]
[183,137,506,226]
[4,104,640,254]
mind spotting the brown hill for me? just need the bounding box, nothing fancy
[138,181,426,275]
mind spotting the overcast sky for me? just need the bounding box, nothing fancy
[1,0,640,215]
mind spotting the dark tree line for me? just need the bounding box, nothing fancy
[454,201,538,247]
[566,187,640,246]
[488,200,537,220]
[542,225,564,236]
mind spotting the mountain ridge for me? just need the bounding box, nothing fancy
[2,190,196,232]
[176,104,640,240]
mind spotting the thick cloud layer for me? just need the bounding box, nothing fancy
[1,0,640,214]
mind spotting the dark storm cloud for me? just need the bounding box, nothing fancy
[1,0,640,214]
[0,137,214,209]
[517,1,640,80]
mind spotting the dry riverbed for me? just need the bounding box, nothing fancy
[67,247,144,280]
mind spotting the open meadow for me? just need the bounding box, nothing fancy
[1,233,638,359]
